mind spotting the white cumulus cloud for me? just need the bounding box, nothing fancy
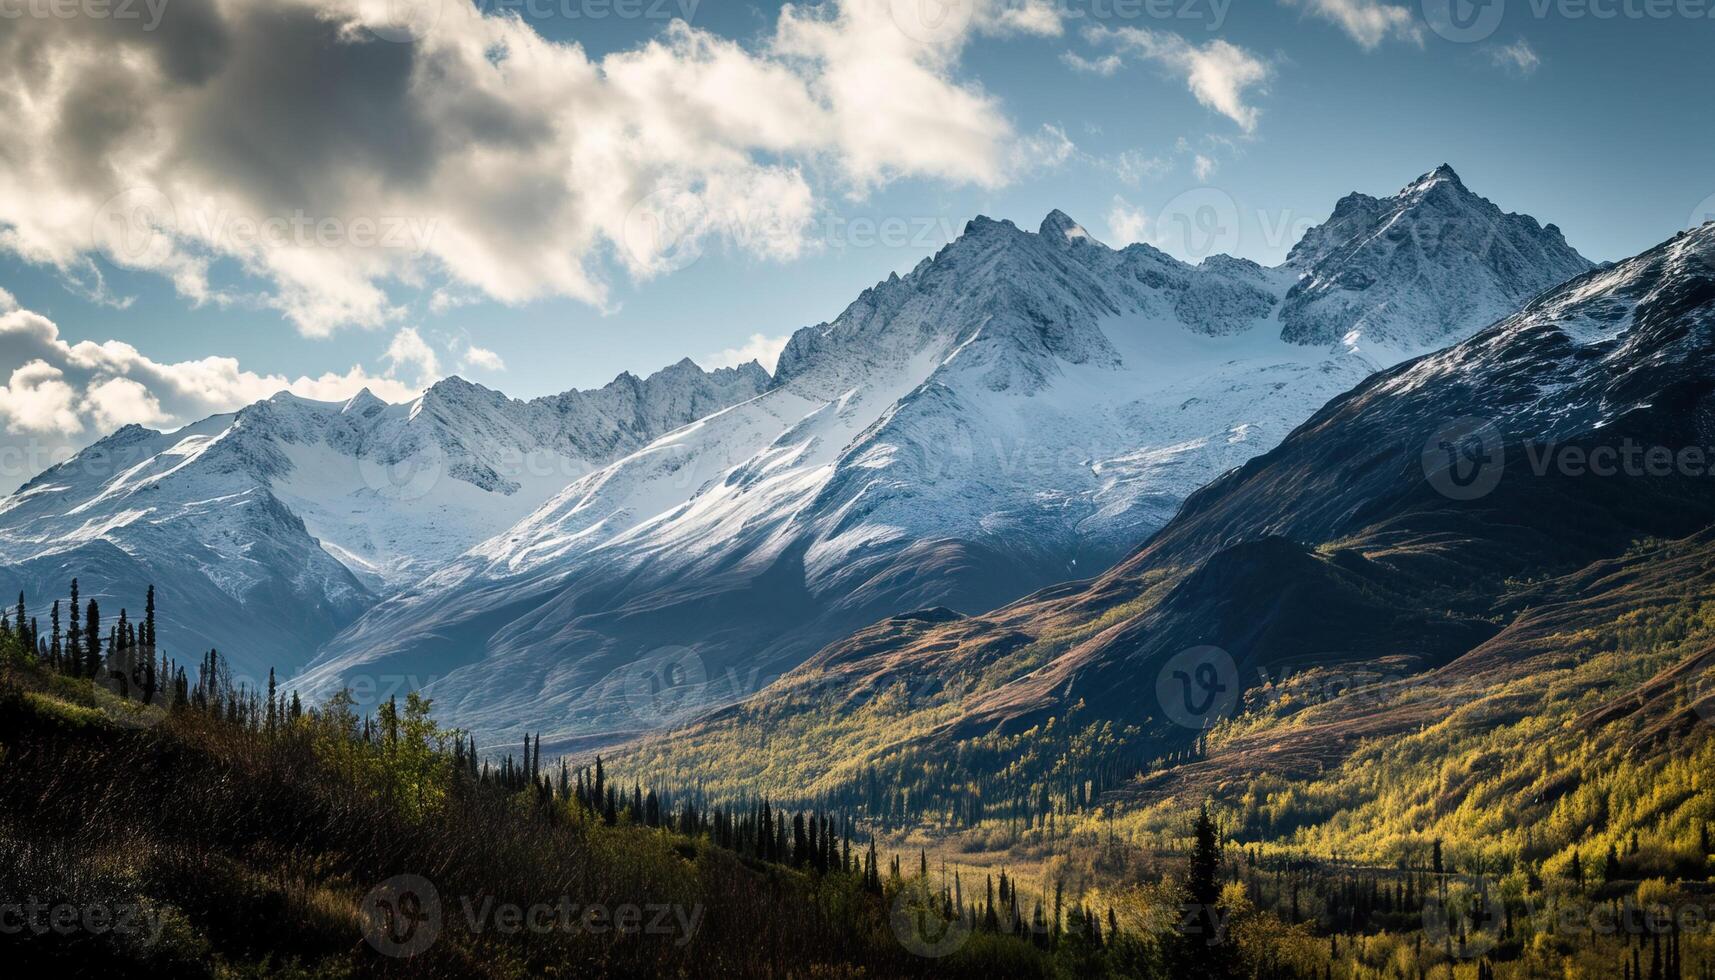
[0,305,426,474]
[1106,198,1152,246]
[83,376,170,431]
[0,360,83,437]
[1487,39,1542,76]
[1062,51,1124,76]
[1282,0,1423,49]
[1085,27,1271,133]
[461,343,506,373]
[382,327,440,386]
[0,0,1036,337]
[702,333,791,373]
[992,0,1068,36]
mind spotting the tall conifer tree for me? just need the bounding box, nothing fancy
[84,598,101,678]
[66,579,81,676]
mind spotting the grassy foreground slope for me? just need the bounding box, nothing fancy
[0,656,1091,978]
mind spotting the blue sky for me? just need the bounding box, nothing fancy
[0,0,1711,470]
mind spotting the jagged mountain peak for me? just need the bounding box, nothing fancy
[341,387,387,415]
[1039,209,1098,245]
[1405,162,1464,191]
[785,165,1587,397]
[961,214,1017,236]
[92,422,161,448]
[725,359,772,384]
[1280,163,1593,351]
[424,375,484,395]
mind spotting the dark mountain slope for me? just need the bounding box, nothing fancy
[618,224,1715,812]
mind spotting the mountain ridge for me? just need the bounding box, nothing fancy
[295,166,1594,740]
[612,221,1715,812]
[0,357,771,679]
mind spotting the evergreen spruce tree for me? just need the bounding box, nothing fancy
[84,598,101,679]
[1053,879,1064,946]
[48,597,60,676]
[1179,804,1238,978]
[66,579,81,677]
[114,608,130,696]
[141,586,157,701]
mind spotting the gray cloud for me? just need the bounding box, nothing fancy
[0,0,1045,335]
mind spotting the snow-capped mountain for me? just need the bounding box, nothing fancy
[1279,165,1589,350]
[297,166,1592,740]
[0,361,768,680]
[933,218,1715,740]
[626,220,1715,799]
